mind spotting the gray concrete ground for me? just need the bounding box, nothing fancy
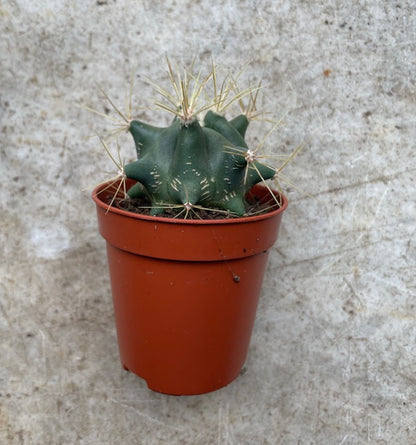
[1,1,415,444]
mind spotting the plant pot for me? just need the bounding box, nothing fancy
[92,179,288,395]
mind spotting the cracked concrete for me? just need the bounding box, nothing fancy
[1,0,415,443]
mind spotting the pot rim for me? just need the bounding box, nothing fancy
[92,179,288,226]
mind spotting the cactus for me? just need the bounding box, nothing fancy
[95,61,286,218]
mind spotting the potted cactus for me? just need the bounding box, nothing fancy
[91,60,296,395]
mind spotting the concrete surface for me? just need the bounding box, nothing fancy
[1,0,415,443]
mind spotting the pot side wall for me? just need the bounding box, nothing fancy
[107,243,270,395]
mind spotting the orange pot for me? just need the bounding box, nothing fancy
[92,180,288,395]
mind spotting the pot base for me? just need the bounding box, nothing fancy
[122,365,242,396]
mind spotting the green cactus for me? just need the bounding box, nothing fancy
[95,61,283,217]
[124,111,276,216]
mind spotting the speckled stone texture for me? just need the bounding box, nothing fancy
[1,1,415,443]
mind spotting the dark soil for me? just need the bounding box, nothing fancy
[102,190,282,220]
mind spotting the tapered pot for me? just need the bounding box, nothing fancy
[92,180,288,395]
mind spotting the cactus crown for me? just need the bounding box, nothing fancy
[95,60,289,218]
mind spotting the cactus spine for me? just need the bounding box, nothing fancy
[100,61,279,217]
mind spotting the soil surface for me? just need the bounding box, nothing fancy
[103,191,282,220]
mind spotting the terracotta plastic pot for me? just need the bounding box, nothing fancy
[92,179,288,395]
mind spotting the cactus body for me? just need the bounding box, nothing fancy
[123,110,276,216]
